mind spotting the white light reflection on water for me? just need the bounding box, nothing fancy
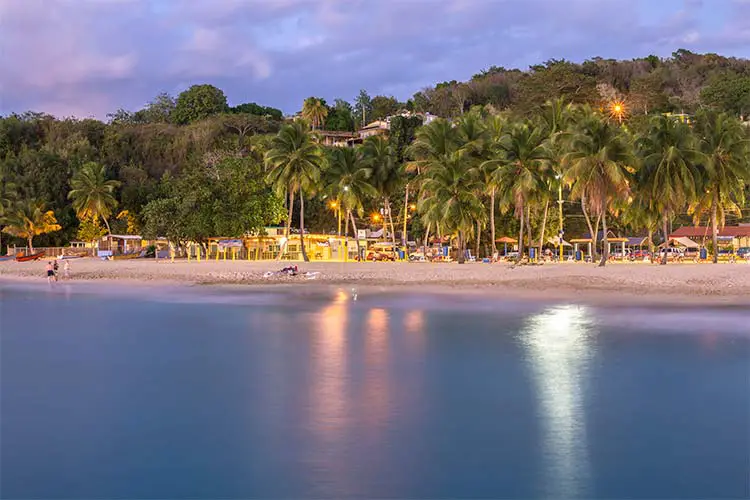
[522,304,597,499]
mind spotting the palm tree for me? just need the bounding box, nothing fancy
[419,152,485,263]
[363,136,401,250]
[68,161,120,234]
[265,121,323,262]
[456,112,489,255]
[2,199,62,253]
[636,116,701,264]
[563,112,634,266]
[692,111,750,263]
[407,119,459,247]
[486,121,552,259]
[0,171,17,255]
[623,195,660,258]
[324,146,377,254]
[481,114,509,256]
[301,97,328,130]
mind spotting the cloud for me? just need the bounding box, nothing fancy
[1,0,747,119]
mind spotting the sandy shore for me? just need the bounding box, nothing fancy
[2,257,750,306]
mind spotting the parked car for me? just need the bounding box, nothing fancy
[366,244,397,262]
[659,247,685,261]
[736,247,750,259]
[630,249,651,260]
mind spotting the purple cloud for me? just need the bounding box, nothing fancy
[0,0,747,119]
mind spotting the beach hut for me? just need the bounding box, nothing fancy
[495,236,517,256]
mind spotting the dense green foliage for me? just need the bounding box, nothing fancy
[1,50,750,262]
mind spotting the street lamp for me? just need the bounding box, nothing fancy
[329,201,341,236]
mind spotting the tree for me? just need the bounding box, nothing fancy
[636,116,701,264]
[76,215,107,244]
[370,95,401,121]
[68,161,120,234]
[230,102,283,120]
[0,170,17,255]
[363,135,401,250]
[325,99,355,131]
[301,97,328,130]
[563,112,634,266]
[420,152,485,263]
[265,122,324,261]
[324,147,377,252]
[700,73,750,116]
[2,199,62,252]
[692,111,750,263]
[354,90,373,128]
[172,84,229,124]
[487,122,552,259]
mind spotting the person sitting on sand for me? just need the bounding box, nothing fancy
[46,261,55,284]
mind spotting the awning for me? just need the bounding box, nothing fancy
[495,236,517,243]
[662,237,700,248]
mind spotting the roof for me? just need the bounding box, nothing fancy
[315,130,357,138]
[666,237,700,248]
[670,225,750,238]
[360,120,388,131]
[106,234,142,240]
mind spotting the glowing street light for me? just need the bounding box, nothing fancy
[329,201,341,236]
[609,100,626,124]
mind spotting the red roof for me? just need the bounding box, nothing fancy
[670,225,750,238]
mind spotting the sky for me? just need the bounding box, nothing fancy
[1,0,749,119]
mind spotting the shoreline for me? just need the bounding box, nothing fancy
[2,259,750,307]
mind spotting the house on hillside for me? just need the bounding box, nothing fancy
[314,130,358,147]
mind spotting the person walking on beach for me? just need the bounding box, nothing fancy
[46,261,55,284]
[63,260,70,280]
[53,260,59,282]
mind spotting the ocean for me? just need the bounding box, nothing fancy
[1,282,748,499]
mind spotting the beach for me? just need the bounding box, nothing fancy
[2,258,749,306]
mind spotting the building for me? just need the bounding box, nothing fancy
[314,130,358,147]
[669,225,750,251]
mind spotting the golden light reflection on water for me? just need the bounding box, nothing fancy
[310,290,349,444]
[363,308,390,428]
[404,309,426,351]
[522,305,596,498]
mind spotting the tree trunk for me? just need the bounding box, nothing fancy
[28,236,33,254]
[475,220,481,259]
[385,198,397,257]
[581,193,597,260]
[648,229,654,259]
[525,205,532,256]
[457,230,465,264]
[402,186,409,247]
[598,208,608,267]
[538,198,549,258]
[490,187,497,256]
[102,216,112,235]
[345,209,350,238]
[277,190,295,261]
[711,190,718,264]
[661,215,669,265]
[423,221,431,251]
[299,193,309,262]
[593,214,601,260]
[518,200,525,259]
[350,211,361,259]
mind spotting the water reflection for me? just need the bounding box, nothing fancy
[404,309,426,352]
[522,305,596,498]
[363,308,391,429]
[311,290,349,443]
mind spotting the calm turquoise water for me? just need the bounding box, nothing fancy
[1,283,748,499]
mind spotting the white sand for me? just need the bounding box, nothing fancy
[2,257,749,306]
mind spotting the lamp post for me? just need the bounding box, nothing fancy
[330,200,341,236]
